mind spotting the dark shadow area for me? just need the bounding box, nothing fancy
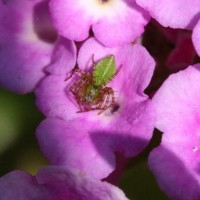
[89,127,169,199]
[90,129,152,168]
[143,20,175,95]
[126,128,162,168]
[143,20,200,96]
[90,125,200,199]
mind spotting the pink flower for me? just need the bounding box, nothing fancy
[0,166,129,200]
[49,0,150,47]
[35,38,155,179]
[136,0,200,29]
[149,64,200,200]
[0,0,76,93]
[135,0,200,57]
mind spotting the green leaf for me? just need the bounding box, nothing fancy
[93,55,116,86]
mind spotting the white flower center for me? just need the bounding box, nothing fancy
[79,0,126,21]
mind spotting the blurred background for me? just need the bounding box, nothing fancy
[0,88,47,176]
[0,88,169,199]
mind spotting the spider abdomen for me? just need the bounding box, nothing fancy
[84,84,100,104]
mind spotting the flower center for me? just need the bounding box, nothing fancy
[80,0,124,21]
[98,0,110,4]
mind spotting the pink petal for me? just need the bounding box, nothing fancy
[45,37,77,75]
[0,0,57,93]
[36,119,116,179]
[0,167,129,200]
[0,170,51,200]
[49,0,149,46]
[49,0,92,41]
[149,64,200,199]
[37,166,129,200]
[136,0,200,29]
[35,75,78,120]
[93,1,150,46]
[36,38,156,178]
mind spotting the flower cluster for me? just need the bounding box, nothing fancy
[0,0,200,199]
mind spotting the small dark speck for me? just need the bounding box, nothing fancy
[110,103,120,113]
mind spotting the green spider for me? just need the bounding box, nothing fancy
[66,54,120,114]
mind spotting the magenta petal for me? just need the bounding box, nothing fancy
[37,166,129,200]
[49,0,149,46]
[192,19,200,56]
[93,1,150,46]
[0,167,129,200]
[36,38,156,178]
[36,38,155,121]
[49,0,91,41]
[45,37,77,75]
[112,101,155,157]
[136,0,200,29]
[35,75,78,120]
[149,147,200,200]
[36,102,155,179]
[110,45,155,100]
[153,64,200,133]
[0,0,57,93]
[77,37,116,70]
[0,170,51,200]
[149,64,200,199]
[36,118,116,179]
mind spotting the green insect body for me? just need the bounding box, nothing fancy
[67,54,118,114]
[84,84,100,104]
[93,55,116,86]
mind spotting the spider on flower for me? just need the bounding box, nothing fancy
[66,55,121,114]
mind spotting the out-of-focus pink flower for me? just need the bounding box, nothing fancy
[35,38,155,179]
[49,0,150,47]
[136,0,200,29]
[149,64,200,200]
[0,0,76,93]
[0,166,129,200]
[135,0,200,57]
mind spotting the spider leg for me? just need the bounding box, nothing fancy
[75,87,115,114]
[65,67,87,81]
[97,87,115,115]
[70,73,90,94]
[69,73,94,111]
[91,54,96,66]
[77,102,83,112]
[76,95,104,113]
